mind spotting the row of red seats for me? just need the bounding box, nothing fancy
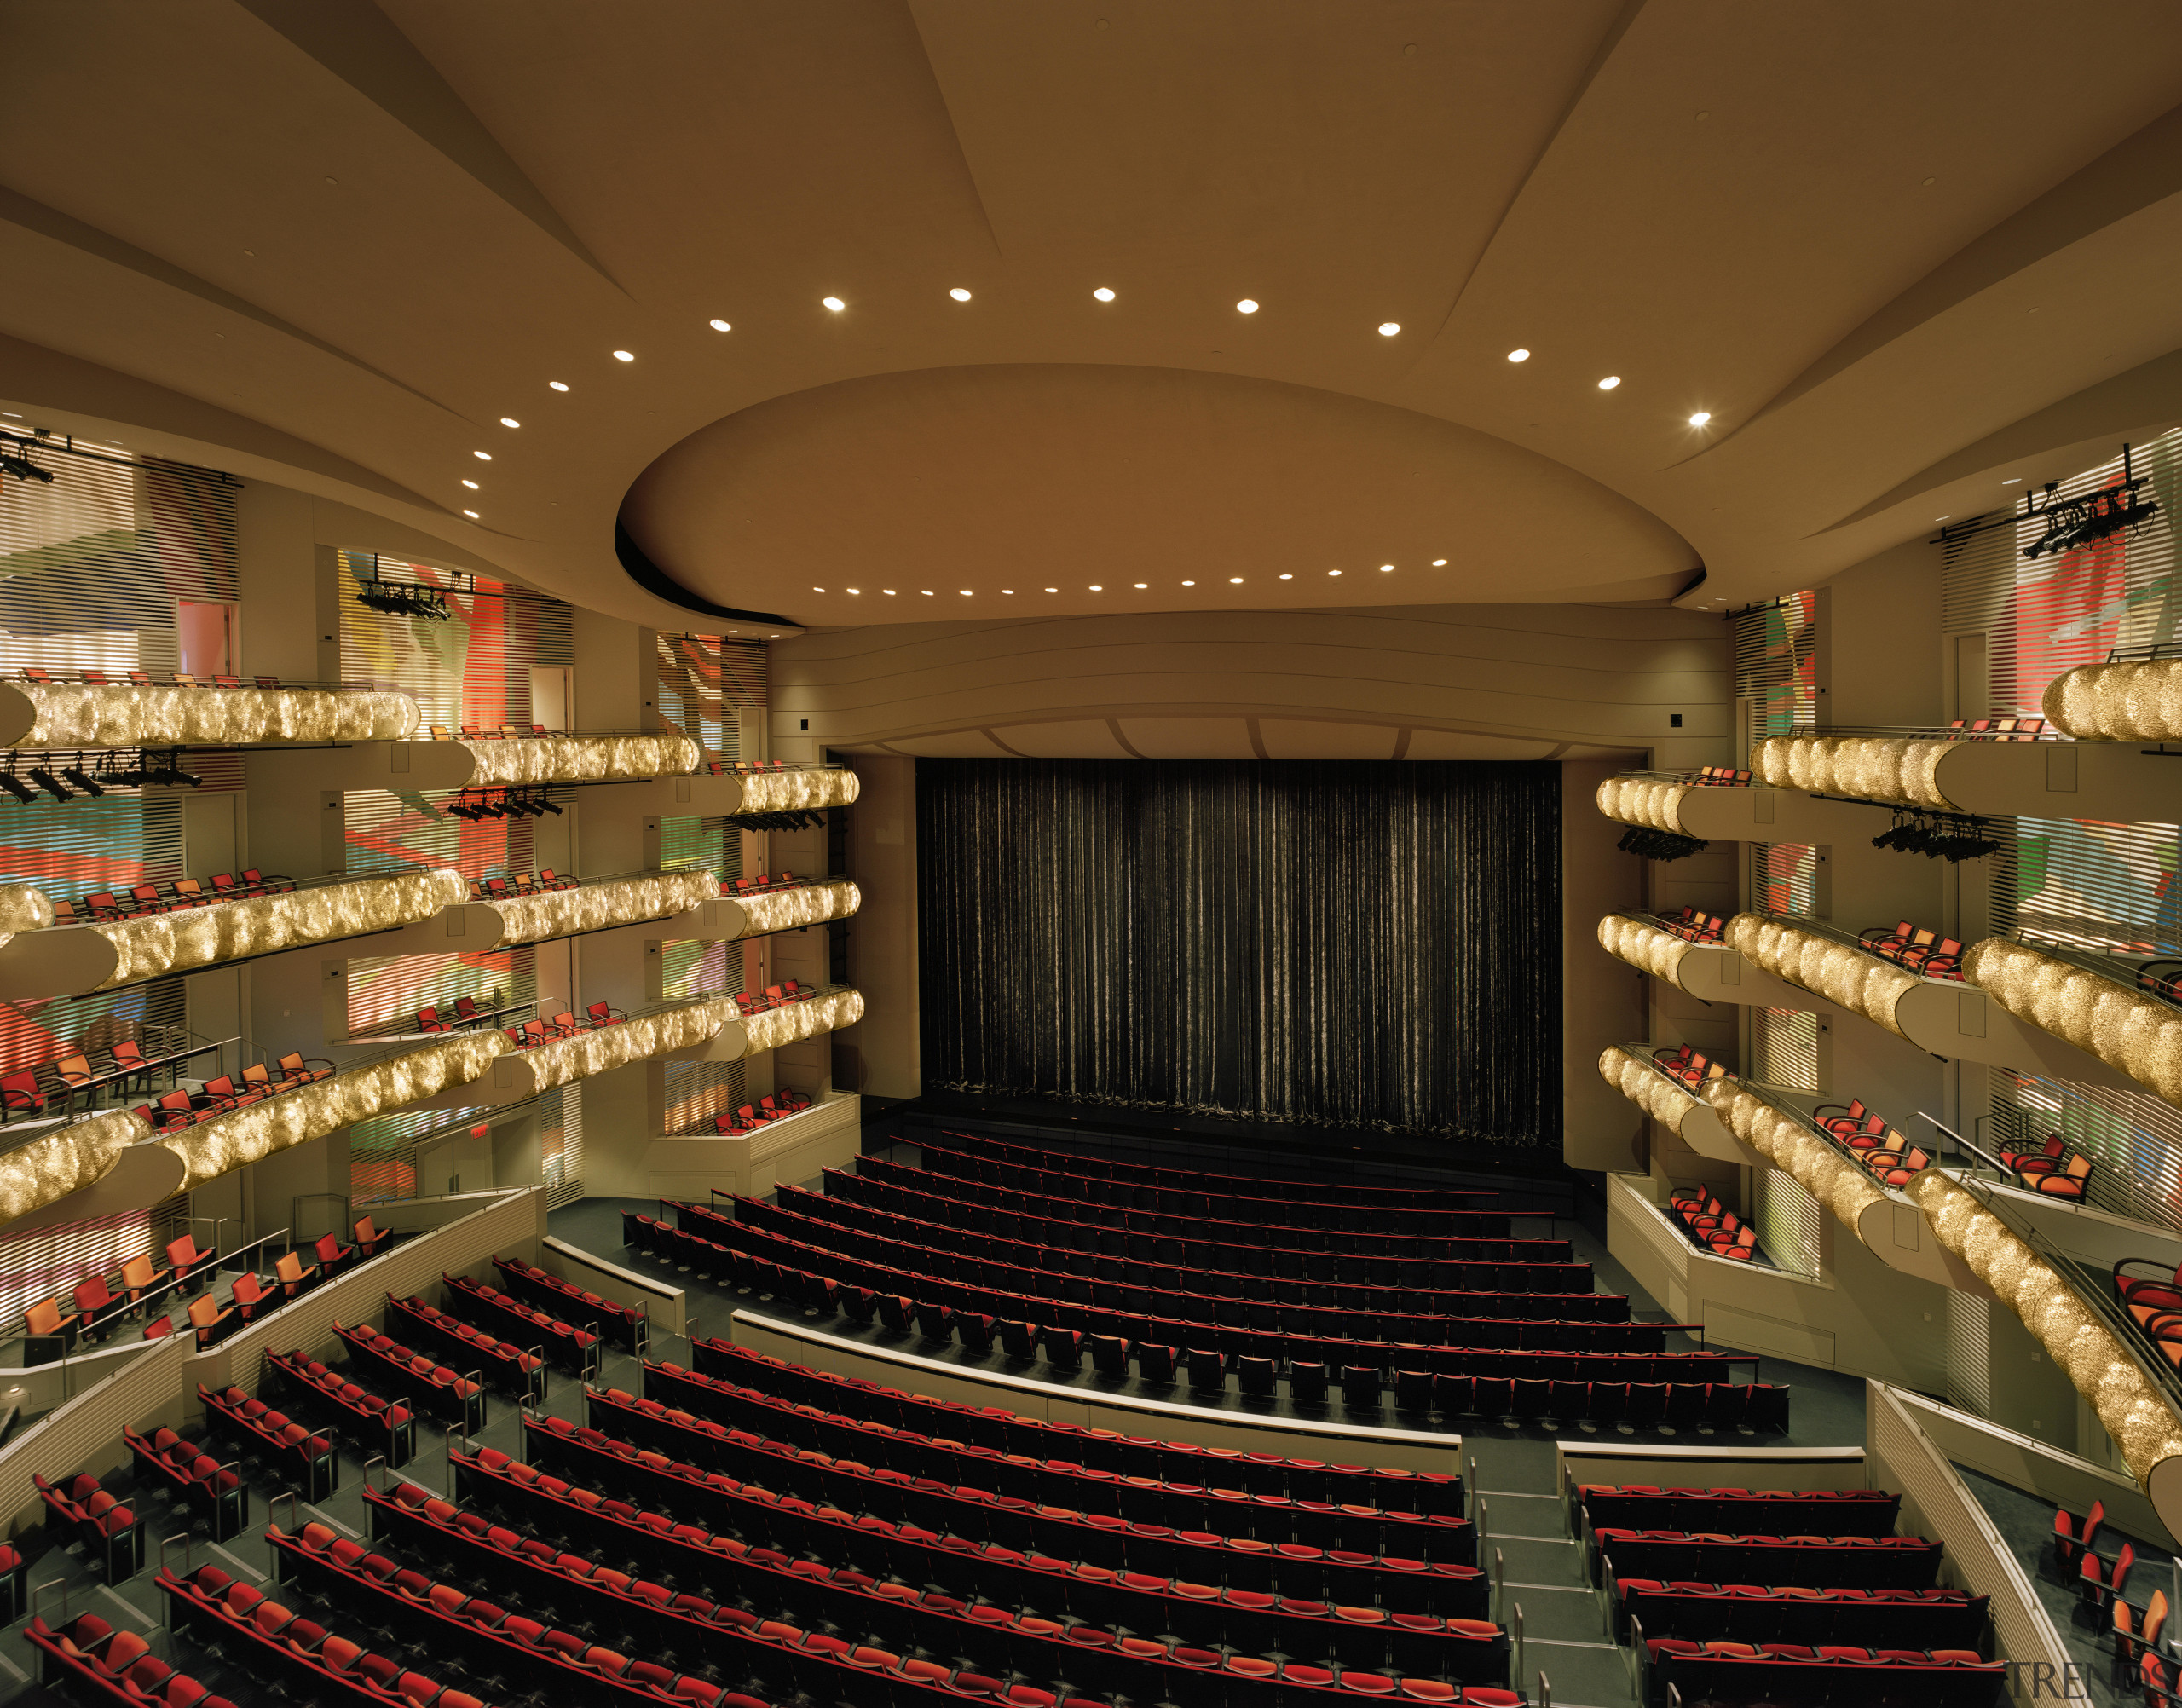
[264,1347,416,1467]
[522,1412,1488,1617]
[444,1270,600,1373]
[1649,1044,1729,1090]
[26,1613,240,1708]
[860,1151,1522,1264]
[1651,908,1727,943]
[1858,920,1966,980]
[2003,1133,2095,1199]
[684,1338,1466,1515]
[1665,1190,1757,1262]
[932,1128,1493,1213]
[734,978,818,1013]
[199,1381,338,1500]
[333,1321,486,1432]
[1643,1638,2003,1708]
[372,1475,1505,1694]
[501,1001,628,1047]
[711,1088,811,1132]
[34,1470,141,1580]
[10,666,282,688]
[1944,716,2046,740]
[131,1052,338,1134]
[166,1226,373,1352]
[123,1425,246,1540]
[918,1135,1498,1237]
[819,1165,1575,1292]
[1598,1527,1943,1590]
[4,1038,328,1128]
[60,868,292,924]
[389,1292,546,1403]
[725,869,801,892]
[1688,765,1752,785]
[470,869,578,897]
[1613,1580,1988,1649]
[1579,1483,1899,1535]
[452,1439,1491,1660]
[493,1252,648,1350]
[589,1383,1475,1563]
[158,1564,483,1708]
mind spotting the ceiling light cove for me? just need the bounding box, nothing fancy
[1377,322,1400,337]
[823,297,846,312]
[1507,349,1530,362]
[949,288,972,302]
[1688,411,1712,426]
[1236,299,1259,314]
[549,381,569,392]
[1597,376,1621,390]
[1093,287,1116,303]
[612,350,634,361]
[709,319,731,332]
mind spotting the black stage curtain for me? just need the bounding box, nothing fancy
[916,759,1560,1147]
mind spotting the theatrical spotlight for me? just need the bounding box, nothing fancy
[537,795,563,816]
[0,444,54,485]
[1871,809,2000,863]
[27,767,72,803]
[61,765,104,798]
[0,770,37,805]
[1616,825,1709,863]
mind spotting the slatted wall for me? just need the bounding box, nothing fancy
[1757,1168,1823,1278]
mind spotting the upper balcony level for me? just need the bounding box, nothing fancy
[0,667,417,750]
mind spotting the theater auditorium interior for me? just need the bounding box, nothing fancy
[2,7,2182,1708]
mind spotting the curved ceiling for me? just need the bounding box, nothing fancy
[622,364,1700,614]
[2,1,2181,625]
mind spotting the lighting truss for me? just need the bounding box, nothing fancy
[1872,808,2002,863]
[447,786,562,822]
[1616,825,1709,863]
[0,747,202,802]
[355,574,451,620]
[2022,441,2160,561]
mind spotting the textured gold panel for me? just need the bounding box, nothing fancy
[737,769,862,812]
[481,870,724,949]
[90,868,465,990]
[1727,911,1919,1039]
[1966,938,2182,1108]
[459,733,699,786]
[524,997,740,1091]
[1705,1079,1885,1229]
[1594,777,1690,834]
[1909,1169,2182,1486]
[742,988,866,1053]
[16,684,419,748]
[737,879,863,937]
[1596,914,1694,987]
[2044,659,2182,741]
[0,883,54,951]
[1597,1044,1701,1128]
[1752,736,1957,808]
[0,1107,151,1226]
[159,1032,505,1190]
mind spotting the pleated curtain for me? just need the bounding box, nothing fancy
[916,759,1560,1146]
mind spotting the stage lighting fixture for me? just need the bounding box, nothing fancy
[539,797,563,816]
[0,446,54,484]
[61,766,103,797]
[0,771,36,805]
[1871,809,2000,864]
[1616,824,1709,863]
[28,767,72,802]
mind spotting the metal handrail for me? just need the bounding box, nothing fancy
[1756,719,2066,744]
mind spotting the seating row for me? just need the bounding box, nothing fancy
[455,1437,1491,1650]
[388,1291,546,1402]
[2004,1133,2096,1199]
[736,978,823,1013]
[810,1170,1585,1307]
[1579,1484,1900,1535]
[123,1425,247,1541]
[133,1054,342,1132]
[28,1613,242,1708]
[1648,1044,1728,1089]
[60,867,292,922]
[199,1381,338,1500]
[880,1146,1515,1249]
[333,1320,487,1432]
[725,868,805,892]
[493,1253,649,1351]
[372,1476,1505,1692]
[521,1414,1487,1615]
[1642,1639,2005,1708]
[1688,767,1752,786]
[158,1565,484,1708]
[264,1347,417,1467]
[1650,909,1728,943]
[8,665,286,688]
[711,1088,813,1132]
[413,993,534,1033]
[1664,1191,1758,1263]
[470,869,579,897]
[1613,1580,1987,1649]
[681,1339,1466,1515]
[5,1039,329,1126]
[1943,716,2046,740]
[1858,921,1966,981]
[444,1269,600,1374]
[1598,1528,1942,1589]
[925,1127,1493,1213]
[34,1469,141,1580]
[586,1384,1475,1563]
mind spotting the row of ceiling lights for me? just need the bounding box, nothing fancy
[810,560,1452,597]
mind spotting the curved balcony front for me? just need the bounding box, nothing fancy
[248,729,702,795]
[0,678,419,750]
[364,868,725,967]
[0,868,466,1001]
[1596,911,1811,1007]
[1965,938,2182,1111]
[2045,655,2182,741]
[1596,1043,1752,1163]
[1595,773,1876,845]
[1752,725,2177,822]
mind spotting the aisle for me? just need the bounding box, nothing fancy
[1467,1433,1636,1708]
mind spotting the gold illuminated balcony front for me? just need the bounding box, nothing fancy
[0,867,466,1001]
[2045,653,2182,741]
[0,672,419,749]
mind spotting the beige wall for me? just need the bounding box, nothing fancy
[1563,760,1646,1171]
[844,754,919,1101]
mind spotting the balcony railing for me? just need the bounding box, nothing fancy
[2046,655,2182,741]
[1962,935,2182,1110]
[0,674,419,750]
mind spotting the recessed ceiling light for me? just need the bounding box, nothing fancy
[847,588,861,594]
[1090,585,1103,591]
[1181,580,1195,586]
[1507,349,1530,362]
[921,589,934,595]
[1597,376,1621,390]
[813,586,825,592]
[462,509,478,518]
[1093,287,1116,303]
[1228,576,1244,583]
[1236,299,1259,314]
[1935,516,1951,522]
[1377,322,1400,337]
[823,297,846,312]
[612,350,634,361]
[1002,589,1014,594]
[709,319,731,332]
[960,590,973,596]
[1279,574,1293,580]
[949,288,972,302]
[1431,558,1446,566]
[1046,587,1058,592]
[1688,411,1714,427]
[473,451,492,460]
[499,418,520,429]
[2002,477,2021,485]
[549,381,569,392]
[1328,569,1342,576]
[1379,564,1394,573]
[461,479,479,490]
